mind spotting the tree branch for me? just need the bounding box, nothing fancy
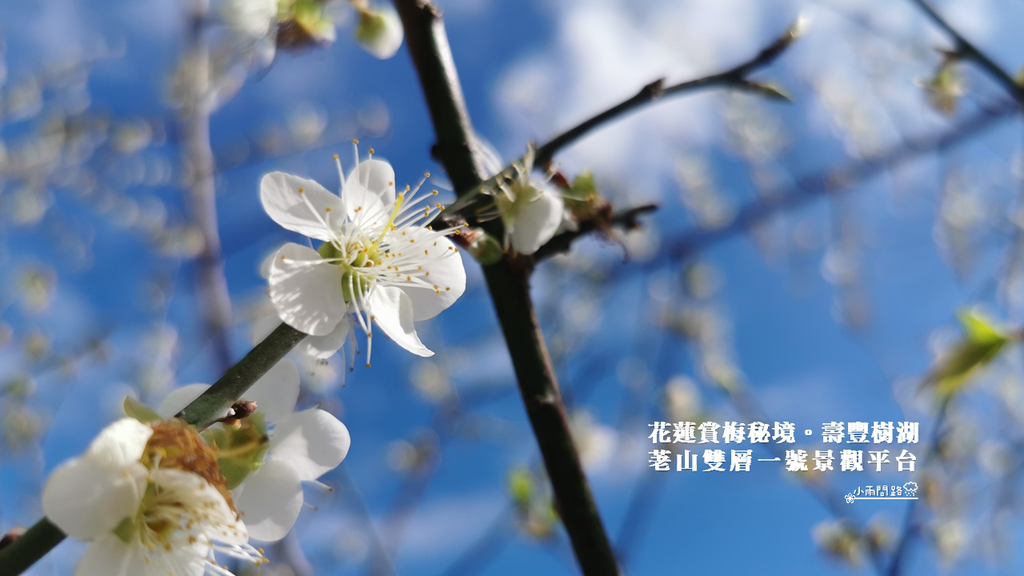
[0,323,307,575]
[183,1,234,371]
[667,101,1016,261]
[907,0,1024,105]
[533,18,803,167]
[392,1,621,575]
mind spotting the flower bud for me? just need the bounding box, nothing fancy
[355,6,404,59]
[464,229,503,265]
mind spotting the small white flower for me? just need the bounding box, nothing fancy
[354,5,404,59]
[260,147,467,365]
[222,0,280,65]
[42,418,263,576]
[158,361,350,542]
[480,144,565,255]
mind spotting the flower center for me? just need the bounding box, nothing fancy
[143,420,234,508]
[318,239,387,301]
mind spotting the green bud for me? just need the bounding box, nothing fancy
[508,467,533,510]
[355,7,403,59]
[467,231,503,265]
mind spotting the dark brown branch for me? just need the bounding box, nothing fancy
[533,204,659,262]
[392,1,621,575]
[908,0,1024,105]
[533,18,803,167]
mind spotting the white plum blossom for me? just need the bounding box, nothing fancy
[479,143,566,255]
[261,148,466,365]
[42,418,264,576]
[158,360,351,542]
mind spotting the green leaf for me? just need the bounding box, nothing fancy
[564,172,597,202]
[957,309,1005,343]
[927,309,1012,399]
[123,396,161,423]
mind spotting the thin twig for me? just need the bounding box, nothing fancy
[884,396,952,576]
[907,0,1024,105]
[666,101,1016,262]
[533,204,659,262]
[533,18,803,167]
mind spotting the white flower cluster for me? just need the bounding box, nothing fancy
[44,359,350,576]
[43,418,267,576]
[39,149,569,575]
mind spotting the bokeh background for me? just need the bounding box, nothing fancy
[2,0,1024,574]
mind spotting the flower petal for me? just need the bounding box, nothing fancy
[397,228,465,321]
[269,243,348,336]
[300,315,351,359]
[261,172,344,242]
[510,189,564,255]
[233,459,304,542]
[251,314,280,345]
[366,286,433,357]
[157,384,212,419]
[74,534,134,576]
[43,458,145,540]
[86,418,154,468]
[269,408,350,481]
[245,358,300,422]
[344,159,396,230]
